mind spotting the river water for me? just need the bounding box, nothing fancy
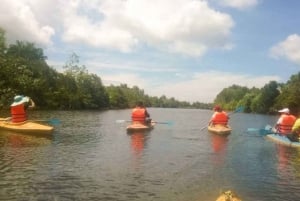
[0,108,300,201]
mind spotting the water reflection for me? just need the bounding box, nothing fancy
[273,144,300,198]
[0,130,52,147]
[275,144,300,181]
[209,133,229,167]
[2,109,300,200]
[276,145,291,173]
[210,134,228,153]
[128,131,151,169]
[129,132,148,155]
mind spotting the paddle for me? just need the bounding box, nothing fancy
[30,118,61,125]
[116,120,173,125]
[0,117,12,121]
[200,106,244,131]
[0,117,61,125]
[228,106,244,115]
[246,124,273,135]
[153,121,173,125]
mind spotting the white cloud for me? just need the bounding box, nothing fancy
[147,71,280,102]
[219,0,258,9]
[270,34,300,65]
[0,0,55,46]
[61,0,234,56]
[0,0,234,57]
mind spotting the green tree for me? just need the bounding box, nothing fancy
[251,81,280,114]
[214,85,250,110]
[274,73,300,114]
[106,86,128,109]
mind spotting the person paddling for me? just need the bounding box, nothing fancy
[274,108,296,135]
[131,101,151,125]
[209,105,229,126]
[10,95,35,123]
[286,112,300,142]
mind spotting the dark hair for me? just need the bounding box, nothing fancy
[137,101,144,107]
[214,105,222,112]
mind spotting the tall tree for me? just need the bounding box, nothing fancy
[274,73,300,114]
[251,81,280,114]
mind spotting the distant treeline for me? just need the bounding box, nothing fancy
[0,28,212,110]
[1,27,299,114]
[215,77,300,115]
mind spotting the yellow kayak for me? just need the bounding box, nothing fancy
[208,124,231,135]
[126,121,155,133]
[0,118,54,135]
[216,190,241,201]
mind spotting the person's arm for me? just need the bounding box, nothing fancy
[292,119,300,134]
[209,112,216,125]
[274,116,282,132]
[225,112,230,120]
[145,109,150,118]
[28,98,35,108]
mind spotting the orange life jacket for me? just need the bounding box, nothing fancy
[211,111,228,125]
[131,107,146,123]
[11,104,27,123]
[277,114,296,135]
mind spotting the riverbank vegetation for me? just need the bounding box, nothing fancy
[1,27,299,114]
[0,28,211,110]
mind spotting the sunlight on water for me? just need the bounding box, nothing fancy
[0,109,300,200]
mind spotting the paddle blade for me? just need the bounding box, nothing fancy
[247,128,260,132]
[33,118,61,125]
[246,124,273,136]
[234,106,244,113]
[153,121,173,125]
[48,118,61,125]
[200,126,207,131]
[116,120,131,123]
[259,128,273,136]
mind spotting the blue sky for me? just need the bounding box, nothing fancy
[1,0,300,103]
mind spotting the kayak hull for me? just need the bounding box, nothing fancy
[208,124,231,135]
[0,120,54,135]
[126,121,155,133]
[266,134,300,148]
[216,190,241,201]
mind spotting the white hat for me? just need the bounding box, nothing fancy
[11,95,29,106]
[278,108,289,114]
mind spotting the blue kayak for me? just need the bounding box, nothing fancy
[266,134,300,148]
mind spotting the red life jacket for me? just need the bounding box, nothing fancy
[11,104,27,123]
[277,114,296,135]
[211,111,228,125]
[131,107,146,123]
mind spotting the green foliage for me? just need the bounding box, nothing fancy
[250,81,280,114]
[1,27,300,113]
[274,73,300,114]
[106,86,128,109]
[214,85,250,110]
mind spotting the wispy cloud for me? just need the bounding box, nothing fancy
[148,71,280,102]
[270,34,300,66]
[218,0,258,10]
[101,70,281,103]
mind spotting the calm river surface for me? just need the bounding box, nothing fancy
[1,108,300,201]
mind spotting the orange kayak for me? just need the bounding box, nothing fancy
[0,119,54,135]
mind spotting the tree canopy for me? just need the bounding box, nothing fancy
[1,27,300,114]
[0,28,211,110]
